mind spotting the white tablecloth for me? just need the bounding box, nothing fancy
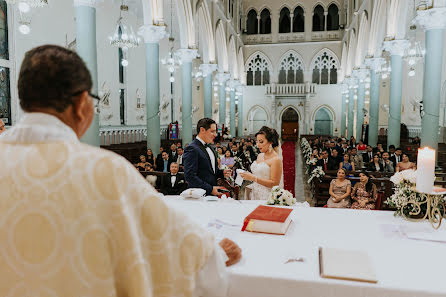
[164,196,446,297]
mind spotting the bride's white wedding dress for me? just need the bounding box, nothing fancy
[247,153,284,200]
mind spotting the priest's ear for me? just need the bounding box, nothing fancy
[71,90,94,137]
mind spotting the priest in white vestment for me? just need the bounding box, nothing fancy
[0,45,241,297]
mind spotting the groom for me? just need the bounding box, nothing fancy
[184,118,231,195]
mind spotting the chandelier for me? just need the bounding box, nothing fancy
[161,38,182,83]
[6,0,48,11]
[109,3,140,50]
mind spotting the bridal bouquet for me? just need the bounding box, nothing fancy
[308,166,325,183]
[266,186,297,206]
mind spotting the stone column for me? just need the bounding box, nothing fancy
[216,72,231,129]
[138,24,168,153]
[324,11,328,31]
[304,94,310,134]
[346,78,356,138]
[290,13,294,32]
[383,39,410,149]
[257,15,261,34]
[414,8,446,150]
[74,0,103,146]
[340,84,348,137]
[353,69,368,141]
[237,86,244,137]
[200,63,218,119]
[228,80,240,137]
[176,49,198,146]
[365,57,385,147]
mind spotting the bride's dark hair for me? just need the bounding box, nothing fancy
[255,126,279,148]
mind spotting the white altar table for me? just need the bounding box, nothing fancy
[164,197,446,297]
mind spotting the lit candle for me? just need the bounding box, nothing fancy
[416,147,436,193]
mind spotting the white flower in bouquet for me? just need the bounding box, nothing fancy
[390,169,417,185]
[308,166,325,183]
[266,187,296,206]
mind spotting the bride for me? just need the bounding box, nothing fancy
[240,126,283,200]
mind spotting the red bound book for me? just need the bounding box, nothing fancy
[241,205,293,235]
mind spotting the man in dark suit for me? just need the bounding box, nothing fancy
[155,146,164,170]
[176,147,185,171]
[363,145,374,163]
[156,151,171,172]
[160,163,187,195]
[316,149,337,172]
[184,118,231,195]
[389,147,402,167]
[169,143,178,162]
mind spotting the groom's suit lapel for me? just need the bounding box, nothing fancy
[196,139,216,173]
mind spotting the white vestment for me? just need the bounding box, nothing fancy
[0,113,228,297]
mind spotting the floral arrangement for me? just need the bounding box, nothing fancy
[385,170,434,217]
[308,166,325,184]
[266,186,297,206]
[301,138,317,174]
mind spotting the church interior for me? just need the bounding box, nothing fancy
[0,0,446,296]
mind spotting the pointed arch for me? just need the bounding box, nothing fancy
[238,47,245,85]
[312,4,325,31]
[279,6,291,33]
[278,50,305,84]
[279,105,301,122]
[215,20,229,72]
[247,105,269,134]
[196,1,215,63]
[245,51,273,86]
[246,8,258,35]
[228,36,239,79]
[355,11,369,67]
[387,0,409,39]
[259,7,271,34]
[310,48,340,85]
[327,3,339,31]
[345,29,357,77]
[368,0,387,57]
[293,5,305,32]
[142,0,164,25]
[175,0,196,48]
[339,41,348,81]
[312,104,336,121]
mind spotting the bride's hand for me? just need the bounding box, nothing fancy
[240,172,256,182]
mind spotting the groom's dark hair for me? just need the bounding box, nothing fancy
[197,118,216,134]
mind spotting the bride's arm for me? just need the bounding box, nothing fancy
[255,158,283,188]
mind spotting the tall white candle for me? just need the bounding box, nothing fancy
[416,147,436,193]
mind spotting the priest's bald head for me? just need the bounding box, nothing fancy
[18,45,95,139]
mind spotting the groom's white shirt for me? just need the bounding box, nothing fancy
[196,135,216,172]
[0,112,229,297]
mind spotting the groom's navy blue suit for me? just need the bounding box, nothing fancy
[184,138,223,195]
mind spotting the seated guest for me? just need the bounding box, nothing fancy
[376,143,385,154]
[349,136,357,148]
[367,154,383,172]
[176,147,185,171]
[341,142,349,154]
[160,163,187,195]
[351,172,378,210]
[135,155,150,171]
[350,148,364,170]
[340,153,355,171]
[220,150,235,169]
[146,148,156,167]
[328,168,352,208]
[389,146,402,166]
[312,148,321,160]
[396,153,416,172]
[363,145,374,163]
[316,149,337,171]
[357,140,367,154]
[176,141,182,149]
[230,144,240,158]
[0,44,241,296]
[156,151,172,172]
[217,147,224,159]
[169,143,178,162]
[381,151,395,173]
[155,146,164,169]
[331,149,343,166]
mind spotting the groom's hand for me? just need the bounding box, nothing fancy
[211,186,226,196]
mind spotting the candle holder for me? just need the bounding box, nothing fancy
[401,187,446,229]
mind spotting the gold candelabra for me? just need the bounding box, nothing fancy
[402,188,446,229]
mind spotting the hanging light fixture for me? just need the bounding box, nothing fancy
[6,0,48,11]
[109,2,140,50]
